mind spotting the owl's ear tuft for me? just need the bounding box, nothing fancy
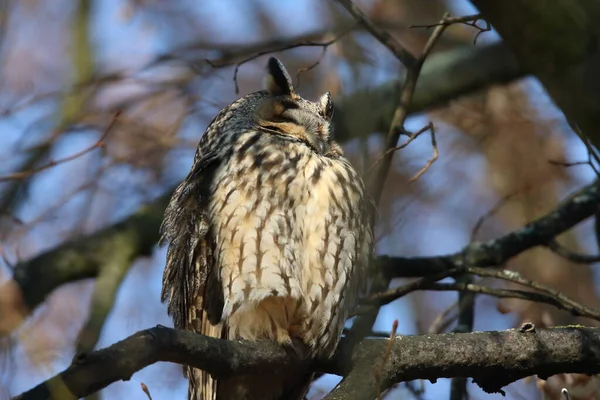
[265,57,295,96]
[319,92,334,120]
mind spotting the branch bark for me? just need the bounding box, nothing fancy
[5,175,600,335]
[379,179,600,279]
[469,0,600,149]
[13,325,600,400]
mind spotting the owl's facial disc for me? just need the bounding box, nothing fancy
[254,98,332,155]
[256,58,339,156]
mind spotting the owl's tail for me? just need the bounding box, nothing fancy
[278,371,314,400]
[187,366,217,400]
[211,371,313,400]
[187,306,314,399]
[187,363,314,400]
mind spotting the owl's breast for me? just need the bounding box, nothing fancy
[209,131,368,354]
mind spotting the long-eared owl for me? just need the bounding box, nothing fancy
[160,57,374,400]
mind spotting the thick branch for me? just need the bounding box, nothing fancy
[323,326,600,399]
[6,178,599,335]
[381,179,600,278]
[469,0,600,149]
[14,326,600,400]
[8,193,169,313]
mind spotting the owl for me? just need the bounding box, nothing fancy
[160,57,374,400]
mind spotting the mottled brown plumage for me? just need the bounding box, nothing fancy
[160,58,373,400]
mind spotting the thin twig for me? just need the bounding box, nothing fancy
[337,6,452,355]
[410,14,490,45]
[467,266,600,320]
[346,12,460,353]
[548,159,592,168]
[374,320,399,400]
[424,282,600,322]
[0,111,121,183]
[471,185,532,242]
[334,0,417,67]
[409,124,438,182]
[367,268,461,305]
[428,301,458,334]
[367,122,433,175]
[410,14,482,29]
[366,264,600,322]
[369,12,449,204]
[569,120,600,177]
[140,383,153,400]
[546,239,600,264]
[225,29,353,94]
[295,47,331,90]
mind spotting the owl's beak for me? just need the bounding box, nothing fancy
[305,132,329,155]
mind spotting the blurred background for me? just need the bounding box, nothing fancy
[0,0,598,399]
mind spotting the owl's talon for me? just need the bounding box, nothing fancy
[276,327,293,347]
[286,339,311,360]
[284,340,303,359]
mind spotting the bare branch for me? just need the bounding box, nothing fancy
[368,12,449,204]
[410,13,482,29]
[348,10,451,357]
[380,179,600,278]
[471,185,532,241]
[410,14,491,45]
[6,176,600,336]
[374,320,398,400]
[323,326,600,399]
[224,30,353,94]
[546,239,600,264]
[333,0,417,67]
[408,123,438,182]
[0,112,120,183]
[425,282,600,322]
[14,326,600,400]
[468,267,600,319]
[0,192,170,335]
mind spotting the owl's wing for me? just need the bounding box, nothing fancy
[159,148,224,331]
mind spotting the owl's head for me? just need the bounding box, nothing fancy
[254,57,341,157]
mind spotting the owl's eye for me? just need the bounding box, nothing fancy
[318,92,334,120]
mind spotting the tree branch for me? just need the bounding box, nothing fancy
[346,6,452,353]
[0,193,170,335]
[333,42,523,143]
[322,326,600,399]
[5,177,600,335]
[13,326,600,400]
[333,0,417,67]
[469,0,600,150]
[380,179,600,279]
[546,239,600,264]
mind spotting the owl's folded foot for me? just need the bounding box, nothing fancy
[276,326,293,347]
[282,339,312,361]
